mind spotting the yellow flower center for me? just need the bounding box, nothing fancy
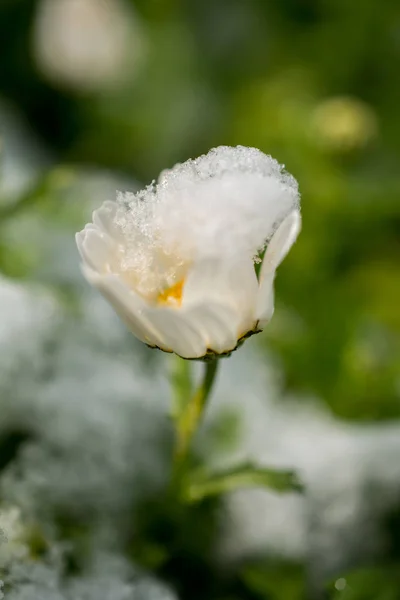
[157,279,184,307]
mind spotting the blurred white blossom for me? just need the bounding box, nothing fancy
[0,101,48,205]
[32,0,145,92]
[76,146,301,358]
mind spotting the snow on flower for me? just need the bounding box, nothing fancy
[76,146,301,359]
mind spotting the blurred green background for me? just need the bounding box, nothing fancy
[0,0,400,599]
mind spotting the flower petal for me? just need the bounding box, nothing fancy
[92,200,124,242]
[185,302,240,354]
[81,266,163,347]
[141,306,208,358]
[255,210,301,326]
[76,225,117,273]
[262,210,301,274]
[255,271,275,327]
[183,258,258,333]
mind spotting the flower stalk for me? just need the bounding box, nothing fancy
[172,358,219,478]
[170,357,303,502]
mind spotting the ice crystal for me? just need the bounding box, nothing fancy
[114,146,299,296]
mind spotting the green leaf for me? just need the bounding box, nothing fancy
[183,462,303,503]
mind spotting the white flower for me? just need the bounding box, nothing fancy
[32,0,143,92]
[76,146,301,359]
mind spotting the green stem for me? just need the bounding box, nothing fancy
[173,359,219,475]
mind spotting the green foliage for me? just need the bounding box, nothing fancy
[241,560,307,600]
[131,489,306,600]
[129,490,221,599]
[183,462,303,503]
[328,565,400,600]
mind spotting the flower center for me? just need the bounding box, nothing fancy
[157,279,184,307]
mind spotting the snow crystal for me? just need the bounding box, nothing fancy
[0,285,169,531]
[4,550,177,600]
[0,277,170,598]
[0,507,28,570]
[0,277,60,430]
[5,560,65,600]
[114,146,299,296]
[66,551,177,600]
